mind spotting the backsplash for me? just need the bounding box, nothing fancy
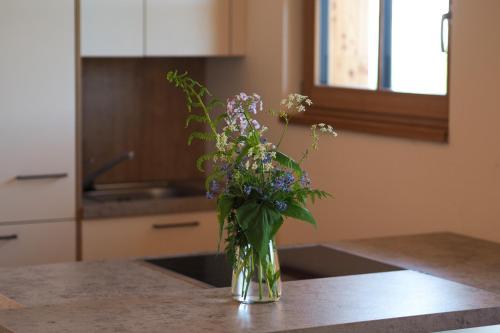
[82,58,206,184]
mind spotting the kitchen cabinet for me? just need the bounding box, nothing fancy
[80,0,144,57]
[145,0,230,56]
[80,0,246,57]
[0,220,76,267]
[83,211,218,260]
[0,0,76,224]
[0,0,76,265]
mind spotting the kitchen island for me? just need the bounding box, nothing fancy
[1,232,500,332]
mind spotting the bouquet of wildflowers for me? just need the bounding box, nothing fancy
[167,71,336,302]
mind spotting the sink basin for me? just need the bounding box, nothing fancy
[145,245,404,287]
[83,182,205,202]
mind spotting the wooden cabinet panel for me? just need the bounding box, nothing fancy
[0,221,76,267]
[145,0,230,56]
[0,0,76,223]
[81,0,144,56]
[83,211,218,260]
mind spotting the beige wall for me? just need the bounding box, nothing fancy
[207,0,500,243]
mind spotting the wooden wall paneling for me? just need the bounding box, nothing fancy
[82,58,207,184]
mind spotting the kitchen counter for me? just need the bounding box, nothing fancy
[83,194,215,219]
[1,232,500,332]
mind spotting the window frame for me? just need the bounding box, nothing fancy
[290,0,452,142]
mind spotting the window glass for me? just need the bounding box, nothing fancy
[389,0,449,95]
[316,0,450,95]
[316,0,380,90]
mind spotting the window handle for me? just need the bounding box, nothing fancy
[0,234,18,241]
[441,12,451,53]
[152,221,200,230]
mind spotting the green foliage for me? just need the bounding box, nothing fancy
[187,131,216,146]
[236,201,283,259]
[282,202,316,226]
[167,70,335,281]
[275,151,303,177]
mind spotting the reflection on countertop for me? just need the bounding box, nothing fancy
[83,180,215,219]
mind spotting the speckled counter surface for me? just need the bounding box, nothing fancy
[83,196,215,219]
[0,261,197,307]
[328,232,500,295]
[1,232,500,332]
[1,271,500,333]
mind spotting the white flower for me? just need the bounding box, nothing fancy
[244,160,251,170]
[216,133,229,152]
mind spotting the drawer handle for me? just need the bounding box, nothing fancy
[152,221,200,230]
[0,234,18,241]
[16,173,68,181]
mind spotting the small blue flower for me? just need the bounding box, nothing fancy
[274,200,288,212]
[243,185,252,195]
[210,180,219,193]
[206,191,214,200]
[300,173,311,188]
[262,153,272,164]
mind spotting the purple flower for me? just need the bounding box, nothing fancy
[272,172,295,192]
[300,173,311,188]
[274,201,288,212]
[262,153,272,164]
[243,185,252,195]
[206,191,214,200]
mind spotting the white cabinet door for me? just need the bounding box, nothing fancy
[83,211,218,260]
[145,0,230,56]
[0,220,75,267]
[0,0,76,223]
[81,0,144,57]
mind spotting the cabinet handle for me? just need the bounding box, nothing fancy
[16,173,68,181]
[0,234,18,241]
[152,221,200,230]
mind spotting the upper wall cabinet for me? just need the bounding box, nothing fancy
[81,0,144,57]
[145,0,229,56]
[80,0,246,57]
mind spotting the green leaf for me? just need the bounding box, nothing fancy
[216,194,234,251]
[207,99,225,110]
[236,201,283,259]
[282,202,317,226]
[187,132,215,145]
[204,169,225,191]
[185,114,207,128]
[275,151,303,177]
[196,151,217,172]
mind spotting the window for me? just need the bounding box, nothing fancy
[293,0,452,142]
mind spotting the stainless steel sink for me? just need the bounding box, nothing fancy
[83,181,205,202]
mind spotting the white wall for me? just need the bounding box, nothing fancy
[207,0,500,243]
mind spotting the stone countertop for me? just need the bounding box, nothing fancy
[83,195,215,219]
[0,261,197,307]
[1,271,500,333]
[328,232,500,295]
[1,232,500,332]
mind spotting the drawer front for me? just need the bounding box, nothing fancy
[83,212,219,260]
[0,176,75,223]
[0,220,76,267]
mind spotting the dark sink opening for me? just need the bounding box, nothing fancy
[145,245,404,288]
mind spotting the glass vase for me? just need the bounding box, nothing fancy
[231,240,281,304]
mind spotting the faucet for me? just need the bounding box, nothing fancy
[83,151,135,192]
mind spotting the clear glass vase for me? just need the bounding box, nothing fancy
[231,240,281,304]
